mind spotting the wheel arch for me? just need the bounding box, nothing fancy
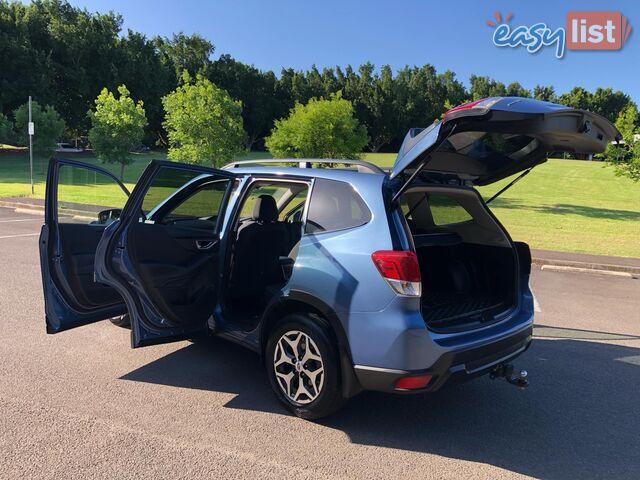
[259,290,362,398]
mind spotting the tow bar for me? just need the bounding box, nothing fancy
[490,363,529,389]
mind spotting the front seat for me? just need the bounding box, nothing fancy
[230,195,289,302]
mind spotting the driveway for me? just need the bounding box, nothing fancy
[0,206,638,479]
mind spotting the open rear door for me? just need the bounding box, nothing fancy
[391,97,621,191]
[94,160,237,348]
[40,158,129,333]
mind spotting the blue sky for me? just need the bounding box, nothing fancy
[70,0,640,103]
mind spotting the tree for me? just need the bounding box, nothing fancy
[14,101,65,158]
[557,87,592,111]
[208,55,280,149]
[469,75,506,100]
[156,32,214,79]
[505,82,531,98]
[28,0,124,132]
[162,73,246,167]
[266,92,368,159]
[366,65,397,152]
[533,85,556,102]
[0,2,56,115]
[88,85,147,181]
[117,30,176,142]
[0,113,14,144]
[438,70,468,107]
[605,104,640,181]
[589,88,632,122]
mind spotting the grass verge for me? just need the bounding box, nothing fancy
[0,152,638,257]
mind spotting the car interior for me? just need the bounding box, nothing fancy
[51,161,312,334]
[400,186,518,332]
[223,180,310,325]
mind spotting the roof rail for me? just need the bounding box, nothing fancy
[222,158,385,174]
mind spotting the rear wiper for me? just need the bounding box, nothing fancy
[485,168,533,204]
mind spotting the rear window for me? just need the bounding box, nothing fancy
[428,194,472,225]
[400,192,472,229]
[443,132,537,161]
[305,179,371,234]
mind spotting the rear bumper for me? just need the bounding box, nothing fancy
[353,325,533,394]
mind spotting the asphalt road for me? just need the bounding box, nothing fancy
[1,206,639,480]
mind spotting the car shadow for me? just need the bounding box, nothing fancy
[489,199,640,221]
[121,335,640,479]
[120,338,283,414]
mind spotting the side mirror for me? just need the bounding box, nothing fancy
[97,208,122,224]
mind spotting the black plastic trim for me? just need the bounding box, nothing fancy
[354,326,533,394]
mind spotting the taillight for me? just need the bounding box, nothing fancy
[394,374,432,391]
[371,250,421,297]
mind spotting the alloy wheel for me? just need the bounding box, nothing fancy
[273,330,325,404]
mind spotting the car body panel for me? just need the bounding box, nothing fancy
[390,97,622,185]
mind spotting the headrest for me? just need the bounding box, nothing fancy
[252,195,278,222]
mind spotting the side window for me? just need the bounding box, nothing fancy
[279,188,308,222]
[57,164,128,225]
[164,181,229,221]
[427,194,472,226]
[239,183,291,219]
[237,182,309,222]
[305,179,371,234]
[141,167,230,228]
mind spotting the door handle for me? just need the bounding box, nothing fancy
[196,240,215,250]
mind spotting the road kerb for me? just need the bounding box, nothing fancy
[540,264,634,278]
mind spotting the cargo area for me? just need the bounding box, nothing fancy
[400,185,518,332]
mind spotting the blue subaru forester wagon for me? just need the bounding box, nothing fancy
[40,97,620,418]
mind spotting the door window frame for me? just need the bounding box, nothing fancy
[228,175,314,234]
[45,157,130,226]
[117,161,236,236]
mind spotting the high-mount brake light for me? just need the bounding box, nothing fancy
[443,97,501,119]
[443,99,485,117]
[371,250,421,297]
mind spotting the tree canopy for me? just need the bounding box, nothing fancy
[13,101,65,157]
[605,104,640,181]
[0,113,13,144]
[88,85,147,180]
[0,0,637,157]
[266,93,368,159]
[162,73,246,167]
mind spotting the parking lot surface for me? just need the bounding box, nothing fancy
[0,206,638,479]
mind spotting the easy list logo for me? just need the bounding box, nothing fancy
[487,11,632,59]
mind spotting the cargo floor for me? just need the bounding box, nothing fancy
[421,291,505,327]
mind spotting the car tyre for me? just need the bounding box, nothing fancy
[265,313,346,420]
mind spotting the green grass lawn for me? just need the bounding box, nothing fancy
[1,151,638,257]
[478,160,640,258]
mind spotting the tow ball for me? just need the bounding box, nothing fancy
[490,363,529,389]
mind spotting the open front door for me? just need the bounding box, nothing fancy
[94,161,237,348]
[40,158,130,333]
